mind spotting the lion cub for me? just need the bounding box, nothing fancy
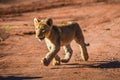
[34,18,89,66]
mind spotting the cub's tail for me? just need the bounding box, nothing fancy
[85,43,90,46]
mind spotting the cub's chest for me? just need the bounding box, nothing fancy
[45,38,53,47]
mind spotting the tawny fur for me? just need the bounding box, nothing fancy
[34,18,89,66]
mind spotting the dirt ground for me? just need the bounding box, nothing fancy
[0,0,120,80]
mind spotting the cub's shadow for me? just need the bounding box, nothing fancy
[51,61,120,69]
[89,61,120,68]
[0,76,42,80]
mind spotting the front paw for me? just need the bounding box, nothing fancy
[41,58,49,66]
[53,61,60,65]
[61,59,69,63]
[53,59,60,66]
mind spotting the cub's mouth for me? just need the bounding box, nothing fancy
[38,36,45,40]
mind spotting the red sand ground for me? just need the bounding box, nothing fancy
[0,0,120,80]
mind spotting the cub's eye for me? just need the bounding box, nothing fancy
[41,29,45,33]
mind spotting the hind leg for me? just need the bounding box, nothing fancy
[61,44,73,63]
[75,38,89,61]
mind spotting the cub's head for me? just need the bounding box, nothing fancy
[34,18,53,41]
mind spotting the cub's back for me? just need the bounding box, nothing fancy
[54,22,80,46]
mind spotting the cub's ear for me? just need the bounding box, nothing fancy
[34,18,40,24]
[46,18,53,26]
